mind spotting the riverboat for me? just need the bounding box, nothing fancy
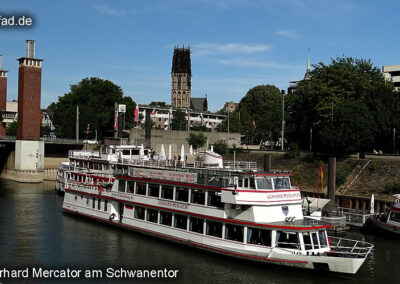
[61,146,373,275]
[366,194,400,236]
[55,145,152,192]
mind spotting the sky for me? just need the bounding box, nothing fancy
[0,0,400,111]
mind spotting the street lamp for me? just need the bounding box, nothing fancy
[281,90,286,151]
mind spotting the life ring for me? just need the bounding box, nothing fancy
[109,213,116,221]
[98,186,103,195]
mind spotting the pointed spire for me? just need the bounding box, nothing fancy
[307,48,311,72]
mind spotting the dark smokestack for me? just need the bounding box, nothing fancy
[328,157,336,202]
[145,109,151,140]
[264,154,271,172]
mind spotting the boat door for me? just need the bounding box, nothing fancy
[119,202,124,223]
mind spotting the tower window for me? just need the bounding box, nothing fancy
[178,75,181,90]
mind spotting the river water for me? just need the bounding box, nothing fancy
[0,179,398,283]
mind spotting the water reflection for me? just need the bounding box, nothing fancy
[0,179,399,283]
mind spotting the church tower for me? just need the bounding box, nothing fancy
[171,46,191,108]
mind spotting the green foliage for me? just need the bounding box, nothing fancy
[336,160,357,186]
[285,143,300,159]
[40,124,51,136]
[229,143,244,154]
[5,121,17,136]
[213,141,228,155]
[186,132,207,150]
[216,111,241,133]
[171,108,186,131]
[239,85,283,144]
[48,77,135,139]
[149,101,168,107]
[287,56,396,155]
[383,182,400,194]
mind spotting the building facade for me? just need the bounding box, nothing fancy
[171,46,191,108]
[0,55,8,136]
[138,105,225,132]
[383,65,400,90]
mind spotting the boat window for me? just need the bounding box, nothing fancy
[389,211,400,222]
[273,177,290,190]
[189,217,204,234]
[127,181,135,193]
[247,227,272,246]
[123,150,130,156]
[207,191,223,208]
[256,177,273,190]
[175,187,189,202]
[161,185,174,200]
[311,232,320,249]
[134,206,145,220]
[275,231,299,249]
[302,232,313,250]
[97,198,101,210]
[250,178,255,189]
[149,184,160,198]
[160,211,172,226]
[132,149,140,155]
[206,220,223,238]
[136,182,147,195]
[174,214,187,230]
[318,231,328,247]
[191,189,205,205]
[118,180,126,192]
[104,200,108,212]
[146,208,158,223]
[225,224,244,242]
[92,197,96,209]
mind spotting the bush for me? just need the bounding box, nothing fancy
[228,143,244,154]
[186,132,207,150]
[213,141,228,155]
[383,182,400,195]
[285,143,300,159]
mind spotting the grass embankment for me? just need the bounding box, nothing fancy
[223,151,399,200]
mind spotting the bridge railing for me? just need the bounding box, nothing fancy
[1,136,85,144]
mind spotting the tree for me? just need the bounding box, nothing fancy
[287,56,395,155]
[171,108,186,130]
[5,121,17,136]
[239,85,282,144]
[186,132,207,150]
[213,140,228,155]
[149,101,168,107]
[48,77,136,139]
[216,111,241,133]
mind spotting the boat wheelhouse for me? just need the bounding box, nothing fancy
[367,194,400,235]
[61,148,373,275]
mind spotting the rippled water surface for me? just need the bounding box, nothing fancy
[0,179,398,283]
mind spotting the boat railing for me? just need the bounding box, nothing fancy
[328,237,373,258]
[337,207,374,227]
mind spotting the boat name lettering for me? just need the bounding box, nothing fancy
[266,192,300,200]
[158,200,188,210]
[132,168,197,183]
[111,192,134,200]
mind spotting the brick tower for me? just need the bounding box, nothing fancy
[0,55,8,136]
[17,40,42,140]
[171,46,191,108]
[15,40,44,174]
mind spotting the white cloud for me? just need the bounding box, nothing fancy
[94,5,143,16]
[276,30,298,39]
[192,43,271,57]
[216,58,304,70]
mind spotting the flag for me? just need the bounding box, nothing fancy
[252,120,256,129]
[151,108,156,116]
[114,112,118,130]
[200,112,204,126]
[134,105,139,123]
[185,109,189,117]
[86,124,90,136]
[319,165,324,191]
